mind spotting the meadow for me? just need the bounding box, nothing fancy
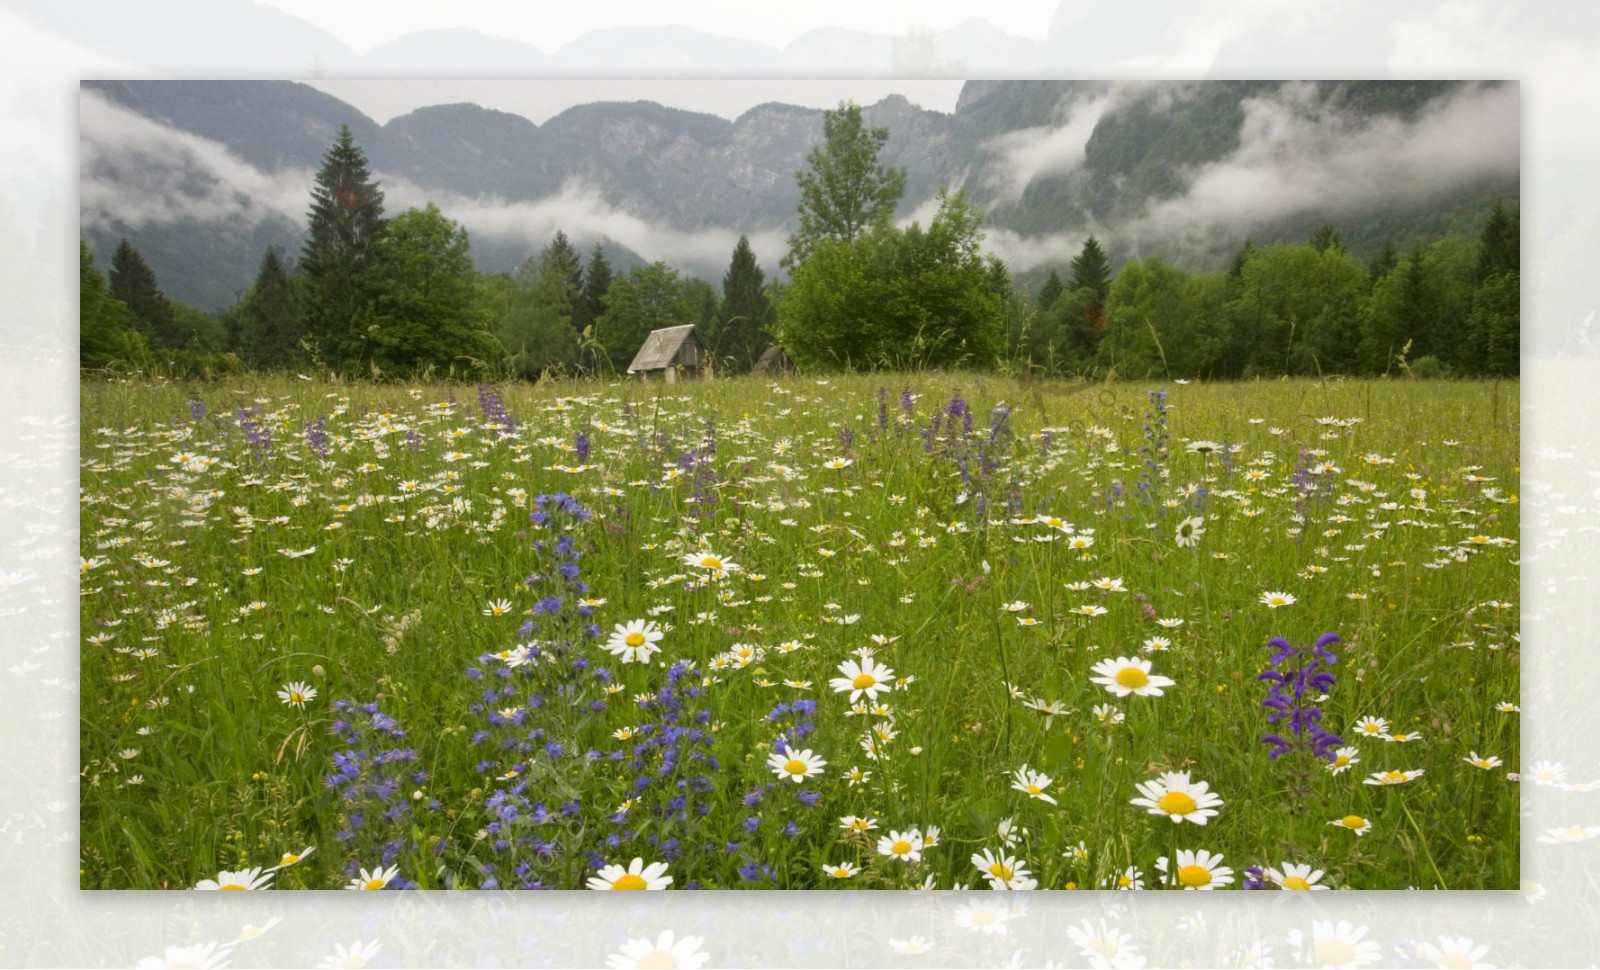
[78,373,1520,892]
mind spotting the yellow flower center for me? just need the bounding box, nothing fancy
[971,911,995,926]
[891,840,912,855]
[635,950,680,969]
[1157,792,1198,815]
[1282,875,1311,890]
[852,674,876,689]
[219,883,248,890]
[280,854,299,865]
[1115,667,1150,688]
[1177,865,1211,888]
[1438,954,1473,970]
[363,878,386,890]
[784,759,808,775]
[1333,754,1350,766]
[989,863,1013,880]
[1026,784,1042,796]
[1315,941,1356,965]
[289,692,305,703]
[1384,771,1407,782]
[700,557,722,569]
[850,819,869,830]
[625,632,646,647]
[1341,815,1366,829]
[338,957,365,970]
[1117,874,1132,888]
[611,873,649,890]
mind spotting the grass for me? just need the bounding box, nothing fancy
[79,372,1519,890]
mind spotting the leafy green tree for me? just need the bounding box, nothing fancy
[234,246,302,368]
[712,235,775,372]
[1225,243,1368,376]
[784,101,906,269]
[80,241,145,369]
[358,203,495,375]
[595,262,693,373]
[778,188,1004,370]
[1094,257,1188,379]
[497,251,578,379]
[300,124,387,369]
[109,238,181,348]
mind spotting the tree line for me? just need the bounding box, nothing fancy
[80,107,1518,381]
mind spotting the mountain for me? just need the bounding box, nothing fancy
[80,79,1518,311]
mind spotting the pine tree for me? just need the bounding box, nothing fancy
[1308,223,1344,253]
[576,244,614,370]
[1367,240,1398,286]
[81,241,143,368]
[543,230,584,303]
[715,235,773,372]
[1037,269,1064,311]
[109,238,181,348]
[300,125,386,369]
[784,101,906,269]
[1474,201,1519,283]
[1069,236,1112,305]
[236,246,302,369]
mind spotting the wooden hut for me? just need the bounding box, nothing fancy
[627,325,705,382]
[749,345,795,376]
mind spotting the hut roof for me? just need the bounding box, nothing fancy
[627,325,700,373]
[750,344,793,374]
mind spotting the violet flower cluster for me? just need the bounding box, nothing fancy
[1259,632,1344,762]
[325,699,430,886]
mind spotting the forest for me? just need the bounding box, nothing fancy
[79,103,1519,381]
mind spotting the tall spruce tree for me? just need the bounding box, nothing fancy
[784,101,906,269]
[715,235,773,372]
[300,125,386,369]
[236,246,302,368]
[575,244,614,369]
[1475,200,1519,283]
[109,239,180,348]
[1068,236,1112,304]
[81,241,143,368]
[543,230,584,303]
[1037,269,1064,311]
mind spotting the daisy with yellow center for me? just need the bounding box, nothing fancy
[840,815,878,832]
[346,864,399,890]
[1463,752,1503,770]
[276,681,317,709]
[1260,591,1297,608]
[829,656,895,702]
[1155,849,1234,890]
[1010,765,1059,805]
[274,845,315,868]
[1326,746,1361,774]
[1352,716,1389,738]
[1329,814,1373,836]
[482,598,514,616]
[604,619,664,664]
[194,866,274,890]
[767,744,827,783]
[823,862,859,878]
[1130,771,1224,824]
[1267,862,1330,890]
[1088,656,1176,698]
[682,549,739,574]
[586,857,672,890]
[877,829,924,862]
[971,848,1033,889]
[1364,768,1425,786]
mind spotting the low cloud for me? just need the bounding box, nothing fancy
[80,90,788,280]
[1119,81,1520,259]
[976,89,1115,207]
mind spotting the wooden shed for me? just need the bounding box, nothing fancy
[749,345,795,376]
[627,325,705,381]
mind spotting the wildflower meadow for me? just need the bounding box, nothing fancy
[79,373,1519,891]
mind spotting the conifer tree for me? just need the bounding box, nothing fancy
[715,235,773,372]
[575,244,614,368]
[1068,236,1112,304]
[1037,269,1064,311]
[236,246,302,368]
[300,125,386,369]
[109,238,180,348]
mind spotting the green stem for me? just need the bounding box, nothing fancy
[1397,792,1449,889]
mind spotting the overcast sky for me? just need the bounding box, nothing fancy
[261,0,1057,56]
[304,80,970,126]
